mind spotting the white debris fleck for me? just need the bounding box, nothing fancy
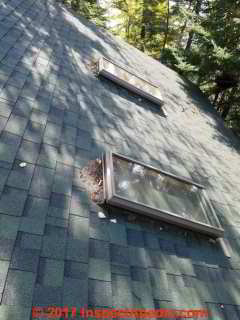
[190,185,198,192]
[98,211,106,219]
[19,162,27,168]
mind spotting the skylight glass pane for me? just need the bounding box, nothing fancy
[98,57,163,106]
[111,154,221,229]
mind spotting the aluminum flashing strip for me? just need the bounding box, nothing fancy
[98,57,164,106]
[104,152,224,238]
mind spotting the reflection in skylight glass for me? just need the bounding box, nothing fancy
[112,155,219,228]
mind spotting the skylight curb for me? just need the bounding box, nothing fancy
[98,57,164,106]
[104,152,224,238]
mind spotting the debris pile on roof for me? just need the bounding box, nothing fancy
[79,159,104,203]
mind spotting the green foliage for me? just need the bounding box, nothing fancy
[66,0,240,133]
[108,0,240,132]
[80,2,107,27]
[110,0,168,53]
[61,0,108,27]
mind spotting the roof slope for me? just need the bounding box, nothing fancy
[0,0,240,319]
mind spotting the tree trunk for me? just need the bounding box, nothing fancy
[140,0,148,51]
[140,0,154,51]
[126,17,131,40]
[178,0,193,47]
[185,0,202,52]
[162,0,170,50]
[216,91,226,111]
[185,31,194,51]
[213,89,221,107]
[221,105,231,119]
[221,87,237,119]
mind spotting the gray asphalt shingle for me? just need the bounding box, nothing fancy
[110,244,129,265]
[68,215,89,240]
[20,233,42,250]
[66,239,89,263]
[0,168,9,193]
[43,121,61,146]
[112,274,133,308]
[0,239,15,260]
[149,268,170,300]
[6,160,35,190]
[23,121,45,143]
[0,85,21,103]
[2,269,35,307]
[10,246,40,273]
[37,258,64,288]
[88,279,112,307]
[0,0,239,318]
[4,114,28,136]
[64,261,88,280]
[0,116,7,133]
[19,217,46,236]
[7,71,27,89]
[0,260,9,294]
[0,305,31,320]
[63,277,88,307]
[70,188,89,217]
[41,224,67,259]
[32,285,62,307]
[89,239,110,261]
[16,139,41,164]
[89,258,111,281]
[0,100,12,118]
[127,228,144,247]
[37,143,58,169]
[29,166,54,198]
[89,215,109,241]
[109,222,128,246]
[12,97,32,118]
[0,132,21,164]
[76,129,92,151]
[23,196,49,219]
[30,110,48,125]
[32,96,51,113]
[0,186,27,216]
[52,166,73,195]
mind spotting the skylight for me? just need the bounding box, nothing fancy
[98,57,164,106]
[104,152,224,238]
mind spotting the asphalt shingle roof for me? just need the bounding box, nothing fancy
[0,0,240,319]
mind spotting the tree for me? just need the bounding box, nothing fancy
[198,0,240,122]
[162,0,169,50]
[185,0,202,52]
[60,0,108,27]
[67,0,240,133]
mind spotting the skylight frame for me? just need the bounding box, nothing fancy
[98,57,164,106]
[104,152,224,238]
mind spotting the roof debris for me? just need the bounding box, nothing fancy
[78,159,104,203]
